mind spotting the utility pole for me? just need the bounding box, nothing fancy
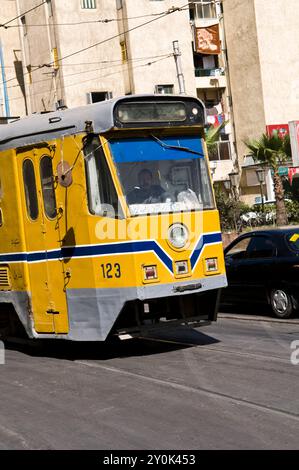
[172,40,186,94]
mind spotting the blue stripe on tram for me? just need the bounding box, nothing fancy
[0,234,222,273]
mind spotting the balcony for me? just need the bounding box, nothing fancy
[195,68,227,89]
[195,68,224,77]
[192,3,217,20]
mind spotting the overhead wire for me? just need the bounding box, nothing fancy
[0,0,47,28]
[5,53,173,90]
[41,4,188,68]
[0,0,221,30]
[0,2,189,87]
[1,6,190,28]
[0,53,173,69]
[7,54,173,104]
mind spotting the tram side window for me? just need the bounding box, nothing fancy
[23,160,38,220]
[40,155,57,219]
[84,137,120,217]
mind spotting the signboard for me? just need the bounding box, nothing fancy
[266,122,299,167]
[288,167,299,185]
[278,167,289,176]
[195,24,221,55]
[266,124,289,138]
[270,166,299,184]
[289,121,299,166]
[270,167,289,177]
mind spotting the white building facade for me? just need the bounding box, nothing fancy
[223,0,299,205]
[0,0,26,120]
[2,0,238,184]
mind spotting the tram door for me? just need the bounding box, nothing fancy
[19,148,69,334]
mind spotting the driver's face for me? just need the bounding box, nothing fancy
[139,172,152,189]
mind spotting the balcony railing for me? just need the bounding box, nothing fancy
[208,141,232,161]
[195,68,225,77]
[193,3,217,19]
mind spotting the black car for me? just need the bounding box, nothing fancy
[221,228,299,318]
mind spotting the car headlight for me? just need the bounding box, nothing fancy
[168,223,189,249]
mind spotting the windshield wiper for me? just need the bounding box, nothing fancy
[151,135,205,157]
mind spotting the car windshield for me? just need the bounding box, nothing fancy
[109,135,214,216]
[286,232,299,251]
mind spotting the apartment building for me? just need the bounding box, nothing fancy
[223,0,299,205]
[2,0,236,185]
[15,0,127,113]
[0,0,26,119]
[2,1,298,204]
[14,0,196,110]
[188,0,237,186]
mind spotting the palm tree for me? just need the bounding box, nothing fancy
[205,121,227,157]
[245,132,291,226]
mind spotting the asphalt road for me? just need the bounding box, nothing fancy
[1,314,299,450]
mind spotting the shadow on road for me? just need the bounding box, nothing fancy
[220,302,273,317]
[4,325,220,361]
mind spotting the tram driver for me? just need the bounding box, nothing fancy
[127,168,165,204]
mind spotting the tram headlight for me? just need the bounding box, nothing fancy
[168,223,189,249]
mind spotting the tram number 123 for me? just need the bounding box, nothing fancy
[101,263,121,279]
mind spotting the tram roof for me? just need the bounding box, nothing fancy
[0,94,205,151]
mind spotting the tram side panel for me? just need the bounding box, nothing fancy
[0,134,226,341]
[0,149,35,335]
[54,135,99,339]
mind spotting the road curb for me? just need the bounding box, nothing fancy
[218,313,299,324]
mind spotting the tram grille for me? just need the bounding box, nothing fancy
[0,266,11,290]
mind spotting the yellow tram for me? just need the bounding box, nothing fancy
[0,94,226,341]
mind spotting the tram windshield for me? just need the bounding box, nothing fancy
[109,135,214,216]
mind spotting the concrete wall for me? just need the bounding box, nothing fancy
[209,0,299,140]
[223,0,299,203]
[16,0,55,114]
[15,0,196,113]
[0,0,26,118]
[53,0,125,109]
[16,0,124,112]
[124,0,196,96]
[254,0,299,125]
[223,0,266,168]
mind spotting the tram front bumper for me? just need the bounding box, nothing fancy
[65,274,227,341]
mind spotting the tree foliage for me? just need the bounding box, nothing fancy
[214,186,251,232]
[245,132,291,226]
[205,122,227,158]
